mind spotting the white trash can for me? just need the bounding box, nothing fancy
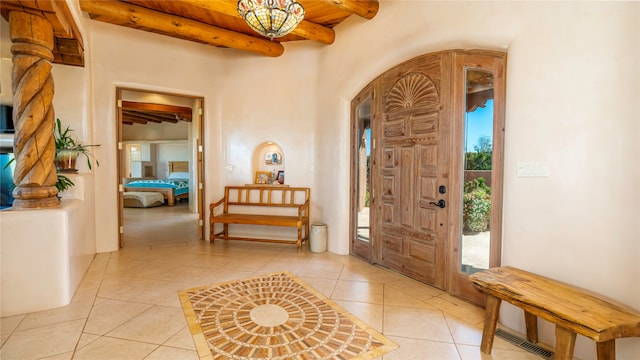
[310,224,327,253]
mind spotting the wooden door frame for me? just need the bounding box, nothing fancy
[349,83,375,261]
[115,87,206,247]
[446,50,506,304]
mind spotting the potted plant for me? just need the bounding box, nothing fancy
[54,118,100,172]
[56,174,75,193]
[3,118,99,195]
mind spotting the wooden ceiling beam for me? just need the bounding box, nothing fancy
[122,101,192,119]
[79,0,285,57]
[142,111,183,122]
[320,0,379,20]
[182,0,335,44]
[123,112,162,124]
[1,0,85,66]
[125,111,178,124]
[122,114,149,125]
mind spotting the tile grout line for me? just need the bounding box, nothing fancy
[70,252,113,359]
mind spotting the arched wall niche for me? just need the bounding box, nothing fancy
[252,141,285,184]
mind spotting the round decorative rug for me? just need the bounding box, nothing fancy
[179,271,397,360]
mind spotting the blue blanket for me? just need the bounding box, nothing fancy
[126,179,189,196]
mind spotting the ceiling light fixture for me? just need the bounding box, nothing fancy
[237,0,305,40]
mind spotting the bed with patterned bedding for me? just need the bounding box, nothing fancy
[124,161,190,206]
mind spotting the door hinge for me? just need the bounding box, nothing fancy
[372,139,376,149]
[118,142,123,150]
[119,226,124,234]
[198,107,203,115]
[198,145,203,152]
[117,99,122,108]
[118,184,124,192]
[198,219,203,226]
[199,182,203,190]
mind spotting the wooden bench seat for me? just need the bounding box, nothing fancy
[469,266,640,360]
[209,186,310,247]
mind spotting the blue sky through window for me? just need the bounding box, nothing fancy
[465,100,493,151]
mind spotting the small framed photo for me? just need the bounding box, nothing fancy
[277,170,285,184]
[265,151,282,165]
[255,171,271,184]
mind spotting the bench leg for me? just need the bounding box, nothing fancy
[554,325,577,360]
[296,225,302,248]
[305,222,310,247]
[524,311,538,343]
[480,294,502,354]
[596,340,615,360]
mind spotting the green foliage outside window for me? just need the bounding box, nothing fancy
[463,177,491,232]
[465,135,492,170]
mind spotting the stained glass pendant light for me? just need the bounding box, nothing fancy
[237,0,305,40]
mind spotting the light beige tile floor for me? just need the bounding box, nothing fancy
[0,203,544,359]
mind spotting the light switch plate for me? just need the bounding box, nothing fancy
[516,162,549,177]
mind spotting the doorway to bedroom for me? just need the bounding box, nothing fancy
[115,88,205,247]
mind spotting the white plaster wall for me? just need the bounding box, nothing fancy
[316,1,639,359]
[85,20,224,252]
[84,15,321,251]
[1,174,95,316]
[156,142,189,179]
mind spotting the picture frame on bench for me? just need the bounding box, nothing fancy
[255,171,271,184]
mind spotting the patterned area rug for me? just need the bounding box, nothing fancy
[179,271,397,360]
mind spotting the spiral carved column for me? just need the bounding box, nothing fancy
[10,11,59,209]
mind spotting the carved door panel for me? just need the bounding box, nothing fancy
[374,53,450,288]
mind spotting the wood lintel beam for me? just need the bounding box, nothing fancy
[182,0,335,45]
[79,0,284,57]
[320,0,379,19]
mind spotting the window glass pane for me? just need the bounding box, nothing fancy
[356,98,371,241]
[460,69,494,274]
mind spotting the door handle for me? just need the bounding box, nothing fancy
[429,199,446,208]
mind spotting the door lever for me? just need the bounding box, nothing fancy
[429,199,446,208]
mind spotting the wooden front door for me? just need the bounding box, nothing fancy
[351,50,505,297]
[373,53,451,287]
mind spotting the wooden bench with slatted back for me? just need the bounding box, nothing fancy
[209,186,310,247]
[469,266,640,360]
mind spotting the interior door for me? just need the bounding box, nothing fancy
[374,53,451,287]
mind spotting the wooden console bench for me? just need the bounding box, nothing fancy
[209,186,310,247]
[469,266,640,360]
